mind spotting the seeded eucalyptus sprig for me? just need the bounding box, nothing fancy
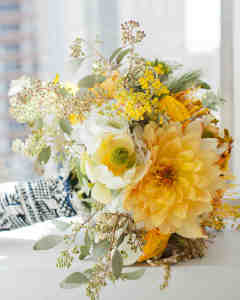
[40,212,146,300]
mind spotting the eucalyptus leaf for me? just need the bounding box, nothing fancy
[78,74,106,88]
[92,239,111,259]
[74,160,89,186]
[60,272,88,289]
[116,233,125,248]
[33,234,63,251]
[52,219,72,231]
[111,64,122,71]
[84,268,94,279]
[59,119,72,135]
[35,118,43,130]
[197,80,211,90]
[112,250,123,279]
[79,245,90,260]
[116,48,131,64]
[58,87,69,97]
[84,230,91,250]
[119,236,142,266]
[122,269,146,280]
[109,47,122,62]
[65,58,85,74]
[38,146,51,164]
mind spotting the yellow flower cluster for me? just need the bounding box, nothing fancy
[204,203,240,231]
[138,67,169,97]
[114,89,153,121]
[113,63,195,123]
[114,63,172,121]
[69,113,84,125]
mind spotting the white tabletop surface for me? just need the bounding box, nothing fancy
[0,182,240,300]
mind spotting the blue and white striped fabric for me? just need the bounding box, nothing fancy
[0,177,77,231]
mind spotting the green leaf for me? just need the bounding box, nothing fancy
[78,74,106,88]
[122,269,146,280]
[116,48,131,64]
[84,230,91,250]
[109,47,122,62]
[168,70,201,93]
[112,250,123,279]
[92,239,111,259]
[35,118,43,130]
[78,245,90,260]
[111,64,122,71]
[52,219,72,231]
[38,146,51,164]
[83,268,94,279]
[74,159,89,186]
[59,119,72,135]
[65,58,85,74]
[33,234,63,251]
[60,272,88,289]
[197,80,211,90]
[58,87,69,97]
[116,233,125,248]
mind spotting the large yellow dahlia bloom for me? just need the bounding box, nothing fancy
[124,121,231,238]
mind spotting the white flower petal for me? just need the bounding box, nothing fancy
[92,182,112,204]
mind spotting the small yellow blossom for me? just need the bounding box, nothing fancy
[65,82,79,95]
[53,73,60,85]
[154,64,164,75]
[152,79,162,90]
[69,113,83,125]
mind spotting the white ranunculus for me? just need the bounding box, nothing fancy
[72,109,129,155]
[92,182,113,204]
[85,159,137,190]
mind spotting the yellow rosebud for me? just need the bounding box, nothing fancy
[138,230,170,262]
[158,96,190,122]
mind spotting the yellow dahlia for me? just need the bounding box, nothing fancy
[124,121,231,238]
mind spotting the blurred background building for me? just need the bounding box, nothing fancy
[0,0,238,182]
[0,0,37,181]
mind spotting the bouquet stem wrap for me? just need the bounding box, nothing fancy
[0,177,76,231]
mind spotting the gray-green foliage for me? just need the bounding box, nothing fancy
[38,146,51,164]
[34,118,43,130]
[168,70,201,93]
[121,269,146,280]
[202,91,225,111]
[109,47,131,67]
[79,231,92,260]
[92,239,111,259]
[59,119,72,135]
[33,234,63,251]
[78,74,106,88]
[112,250,123,279]
[52,219,72,231]
[60,272,89,289]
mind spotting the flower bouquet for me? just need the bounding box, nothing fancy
[9,20,240,300]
